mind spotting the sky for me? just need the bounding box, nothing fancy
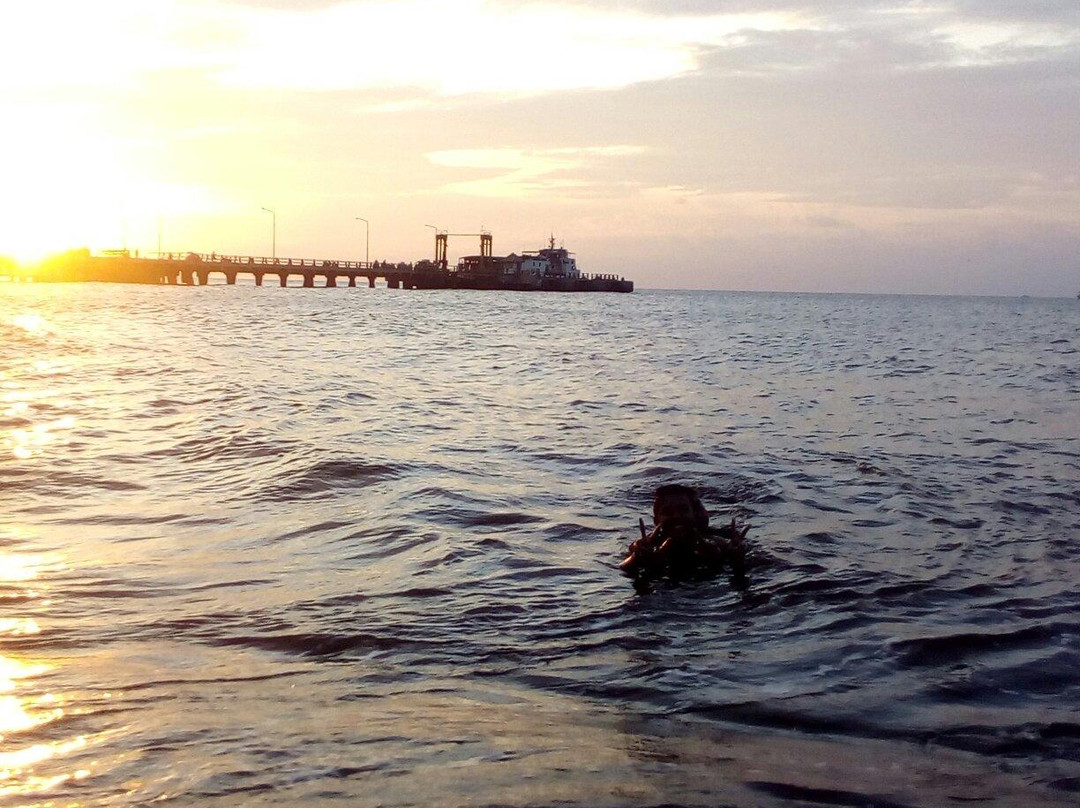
[1,0,1078,294]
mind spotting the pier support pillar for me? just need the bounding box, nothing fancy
[326,274,337,288]
[387,278,400,289]
[303,274,314,288]
[197,271,209,286]
[225,272,236,285]
[348,276,356,288]
[279,274,288,288]
[181,269,194,285]
[254,273,263,287]
[368,276,376,288]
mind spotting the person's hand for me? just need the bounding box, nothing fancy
[723,518,750,573]
[619,518,660,572]
[643,518,675,551]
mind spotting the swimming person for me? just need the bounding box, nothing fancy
[619,483,749,583]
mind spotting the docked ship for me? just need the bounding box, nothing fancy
[429,234,633,292]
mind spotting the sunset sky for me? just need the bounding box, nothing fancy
[1,0,1077,294]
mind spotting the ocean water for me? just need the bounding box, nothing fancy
[1,282,1077,807]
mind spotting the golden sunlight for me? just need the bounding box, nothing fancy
[10,314,52,336]
[0,111,228,262]
[0,619,41,637]
[0,735,88,779]
[0,543,75,799]
[0,656,52,693]
[0,551,65,584]
[0,696,46,738]
[0,733,91,801]
[0,654,61,743]
[6,418,75,461]
[0,554,42,584]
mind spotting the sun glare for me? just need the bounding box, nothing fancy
[0,0,807,260]
[9,315,51,336]
[0,552,57,584]
[0,101,232,262]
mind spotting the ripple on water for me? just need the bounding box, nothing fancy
[264,457,409,501]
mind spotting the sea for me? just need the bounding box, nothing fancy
[1,282,1077,807]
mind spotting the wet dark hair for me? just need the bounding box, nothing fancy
[653,484,709,530]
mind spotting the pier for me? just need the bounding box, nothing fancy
[1,249,634,293]
[3,251,436,289]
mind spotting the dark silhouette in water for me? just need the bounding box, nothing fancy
[620,484,749,588]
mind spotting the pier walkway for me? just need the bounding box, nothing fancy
[159,253,425,288]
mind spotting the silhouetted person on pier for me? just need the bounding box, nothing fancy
[620,484,749,586]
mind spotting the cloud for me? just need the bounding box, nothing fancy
[216,2,801,95]
[527,0,1079,28]
[1,1,805,99]
[424,145,648,197]
[5,1,1075,103]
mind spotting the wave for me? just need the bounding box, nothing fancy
[888,623,1072,668]
[261,458,408,501]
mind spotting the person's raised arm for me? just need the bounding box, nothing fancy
[619,518,662,574]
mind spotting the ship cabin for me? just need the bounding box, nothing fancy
[527,238,580,278]
[455,238,581,279]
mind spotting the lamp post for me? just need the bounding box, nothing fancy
[261,207,276,259]
[424,224,439,260]
[355,217,369,266]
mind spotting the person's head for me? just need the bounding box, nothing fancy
[652,484,709,532]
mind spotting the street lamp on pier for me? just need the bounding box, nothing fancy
[261,207,276,259]
[424,224,439,260]
[355,217,369,266]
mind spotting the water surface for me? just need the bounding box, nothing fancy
[1,284,1077,806]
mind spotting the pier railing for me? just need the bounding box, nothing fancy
[163,253,386,271]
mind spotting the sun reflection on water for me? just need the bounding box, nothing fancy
[0,351,76,460]
[3,309,78,460]
[0,649,101,802]
[0,649,71,798]
[0,691,62,739]
[0,618,41,636]
[7,416,77,460]
[0,545,92,802]
[0,551,63,583]
[9,313,53,336]
[0,748,92,802]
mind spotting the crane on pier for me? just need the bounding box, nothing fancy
[430,230,492,270]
